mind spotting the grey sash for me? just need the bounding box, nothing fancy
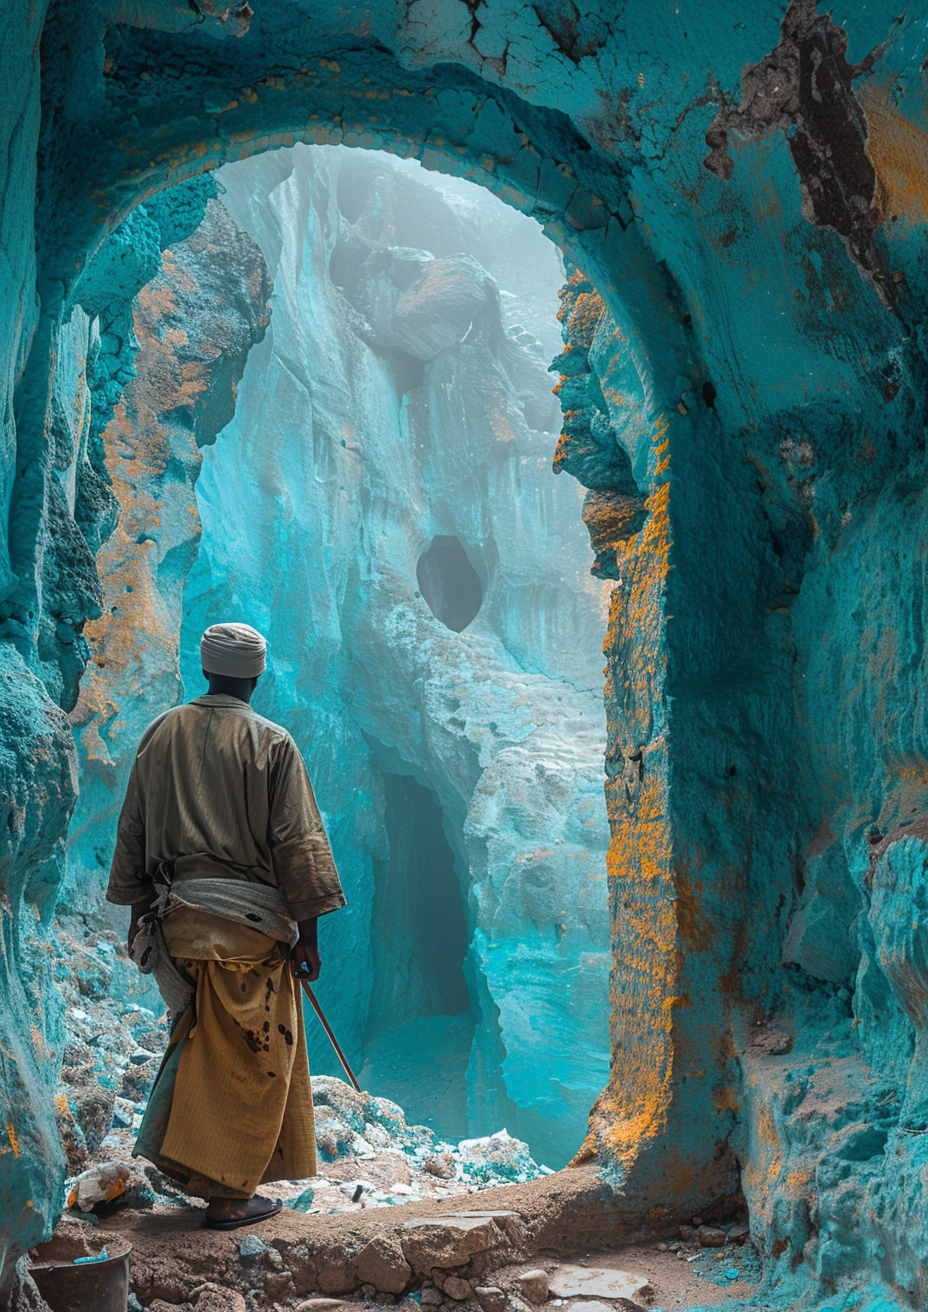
[129,864,297,1018]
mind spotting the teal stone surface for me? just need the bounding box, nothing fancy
[5,3,928,1308]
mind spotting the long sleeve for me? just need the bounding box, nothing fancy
[106,756,150,905]
[268,736,346,921]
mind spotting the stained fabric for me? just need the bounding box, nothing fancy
[106,694,346,921]
[134,933,316,1198]
[130,876,298,1018]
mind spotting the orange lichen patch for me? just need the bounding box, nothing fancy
[71,256,209,751]
[675,859,716,952]
[6,1122,20,1157]
[55,1093,72,1119]
[566,291,606,350]
[862,86,928,230]
[785,1169,812,1192]
[714,1084,740,1114]
[590,428,676,1174]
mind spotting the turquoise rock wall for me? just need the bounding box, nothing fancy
[6,1,928,1307]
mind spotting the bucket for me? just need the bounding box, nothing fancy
[29,1241,131,1312]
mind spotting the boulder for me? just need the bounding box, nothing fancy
[423,1155,455,1179]
[515,1269,549,1302]
[192,1284,247,1312]
[443,1276,472,1301]
[401,1216,507,1273]
[474,1288,507,1312]
[353,1235,412,1293]
[697,1226,726,1248]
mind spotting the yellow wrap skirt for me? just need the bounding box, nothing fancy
[134,915,316,1198]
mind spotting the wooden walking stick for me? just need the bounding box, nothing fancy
[299,979,362,1092]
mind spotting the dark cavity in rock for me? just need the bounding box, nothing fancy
[417,536,483,633]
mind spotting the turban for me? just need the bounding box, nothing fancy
[200,622,267,679]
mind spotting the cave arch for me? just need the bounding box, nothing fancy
[10,0,893,1284]
[18,27,710,1234]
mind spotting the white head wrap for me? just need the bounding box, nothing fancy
[200,622,267,679]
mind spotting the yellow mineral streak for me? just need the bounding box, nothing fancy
[587,414,677,1176]
[862,85,928,230]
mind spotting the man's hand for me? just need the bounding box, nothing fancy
[127,888,156,957]
[292,917,320,981]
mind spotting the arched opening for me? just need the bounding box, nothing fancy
[62,141,614,1198]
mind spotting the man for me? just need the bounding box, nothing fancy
[107,622,346,1229]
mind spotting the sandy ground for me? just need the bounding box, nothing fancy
[42,1166,767,1312]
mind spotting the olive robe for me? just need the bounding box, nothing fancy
[107,693,346,1197]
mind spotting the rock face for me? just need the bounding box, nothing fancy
[176,147,611,1164]
[65,197,271,910]
[9,3,928,1307]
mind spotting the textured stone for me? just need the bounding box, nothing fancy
[401,1217,505,1273]
[181,145,610,1164]
[353,1236,412,1294]
[8,5,928,1309]
[514,1270,549,1303]
[547,1267,650,1303]
[193,1285,247,1312]
[442,1277,473,1301]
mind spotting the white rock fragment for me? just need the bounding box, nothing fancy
[548,1266,652,1307]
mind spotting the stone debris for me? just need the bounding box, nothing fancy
[548,1265,652,1305]
[352,1235,412,1293]
[191,1284,247,1312]
[474,1287,507,1312]
[442,1275,473,1300]
[515,1268,549,1302]
[566,1302,643,1312]
[54,937,549,1222]
[401,1213,518,1273]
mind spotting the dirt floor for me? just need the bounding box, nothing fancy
[36,1166,767,1311]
